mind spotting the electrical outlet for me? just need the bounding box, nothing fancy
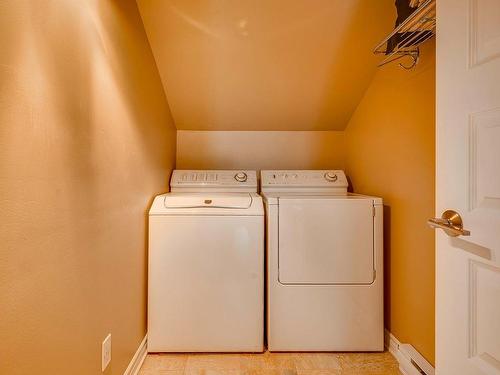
[102,334,111,372]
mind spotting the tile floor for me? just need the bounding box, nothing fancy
[138,351,400,375]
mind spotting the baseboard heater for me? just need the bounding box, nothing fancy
[385,330,435,375]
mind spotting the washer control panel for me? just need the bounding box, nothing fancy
[170,170,257,192]
[261,170,348,190]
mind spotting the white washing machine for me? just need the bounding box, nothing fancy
[148,170,264,352]
[261,170,383,352]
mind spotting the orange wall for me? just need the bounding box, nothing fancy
[0,1,175,374]
[177,131,345,170]
[345,42,436,364]
[138,0,394,131]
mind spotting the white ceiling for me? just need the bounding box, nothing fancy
[137,0,395,131]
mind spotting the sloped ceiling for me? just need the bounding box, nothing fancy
[137,0,395,130]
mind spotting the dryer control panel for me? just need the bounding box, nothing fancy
[261,170,348,192]
[170,170,258,192]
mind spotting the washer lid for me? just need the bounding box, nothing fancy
[164,193,252,209]
[149,193,264,216]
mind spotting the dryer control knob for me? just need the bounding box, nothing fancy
[324,172,338,182]
[234,172,248,182]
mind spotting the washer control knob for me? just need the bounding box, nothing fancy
[324,172,338,182]
[234,172,248,182]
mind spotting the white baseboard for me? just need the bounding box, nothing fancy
[125,331,430,375]
[123,334,148,375]
[385,330,434,375]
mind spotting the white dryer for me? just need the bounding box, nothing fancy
[148,170,264,352]
[261,170,383,352]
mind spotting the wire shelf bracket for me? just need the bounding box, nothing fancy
[374,0,435,69]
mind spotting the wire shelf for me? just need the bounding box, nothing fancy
[374,0,436,69]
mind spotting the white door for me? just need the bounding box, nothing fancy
[436,1,500,374]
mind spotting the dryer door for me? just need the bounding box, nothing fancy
[278,197,374,285]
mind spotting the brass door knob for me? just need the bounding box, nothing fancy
[428,210,470,237]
